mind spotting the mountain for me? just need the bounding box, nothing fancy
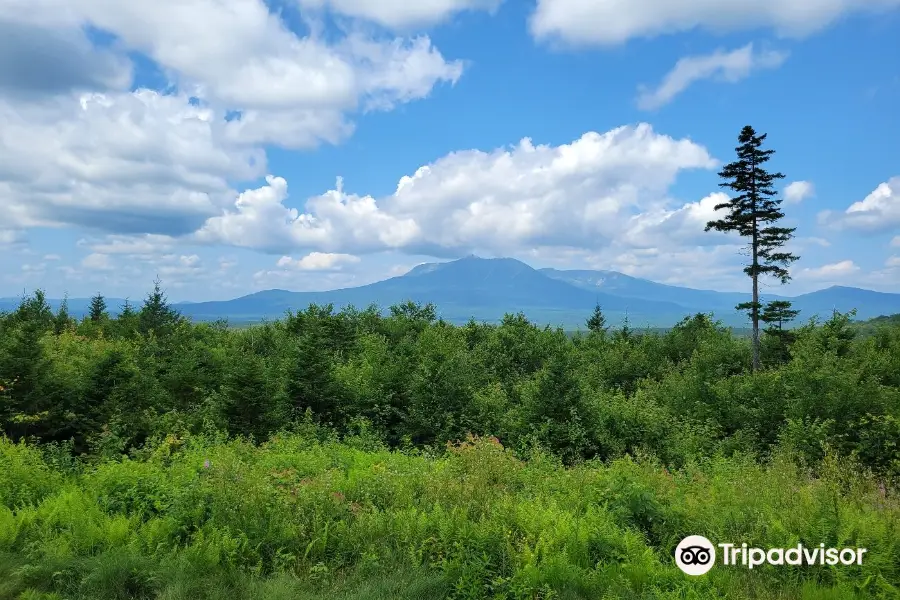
[174,256,691,327]
[539,268,759,312]
[539,268,900,324]
[787,286,900,321]
[4,257,899,328]
[0,296,129,315]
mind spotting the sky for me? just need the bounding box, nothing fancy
[1,0,899,302]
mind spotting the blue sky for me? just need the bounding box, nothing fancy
[1,0,898,302]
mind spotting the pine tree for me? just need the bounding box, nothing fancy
[116,298,138,337]
[138,278,181,335]
[119,299,134,320]
[760,300,799,335]
[760,300,799,365]
[615,311,632,342]
[705,125,799,371]
[586,302,609,336]
[89,293,108,322]
[53,295,72,334]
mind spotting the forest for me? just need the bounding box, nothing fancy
[1,284,899,599]
[2,126,898,599]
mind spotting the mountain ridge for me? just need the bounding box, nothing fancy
[2,256,898,328]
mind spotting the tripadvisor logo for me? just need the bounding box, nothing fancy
[674,535,867,576]
[675,535,716,575]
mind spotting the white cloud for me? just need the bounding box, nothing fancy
[21,263,47,273]
[637,44,787,110]
[10,1,464,119]
[800,260,860,278]
[0,1,465,238]
[819,176,900,232]
[78,234,176,256]
[784,180,815,204]
[277,252,362,270]
[294,0,503,29]
[0,18,132,98]
[0,90,266,235]
[195,175,423,254]
[81,253,114,270]
[0,230,25,246]
[891,236,900,247]
[802,237,831,248]
[529,0,900,45]
[195,124,718,256]
[886,255,900,268]
[621,192,733,247]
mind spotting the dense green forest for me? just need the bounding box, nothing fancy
[1,285,899,599]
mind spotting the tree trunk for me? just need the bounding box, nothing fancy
[751,262,760,371]
[750,166,761,372]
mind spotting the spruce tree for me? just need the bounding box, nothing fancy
[586,302,609,336]
[760,300,799,335]
[117,298,138,337]
[760,300,799,364]
[53,295,72,335]
[706,125,799,371]
[88,293,108,322]
[138,278,181,335]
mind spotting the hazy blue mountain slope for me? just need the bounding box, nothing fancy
[5,257,899,328]
[539,268,762,311]
[175,257,691,325]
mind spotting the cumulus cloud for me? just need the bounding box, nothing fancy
[637,44,787,110]
[0,19,132,98]
[81,253,114,270]
[891,236,900,247]
[5,0,464,117]
[195,124,718,256]
[78,234,176,255]
[277,252,362,270]
[294,0,503,29]
[195,175,423,254]
[0,0,466,238]
[0,230,25,246]
[784,180,815,203]
[621,192,733,247]
[819,176,900,232]
[800,260,860,279]
[529,0,900,45]
[801,237,831,248]
[1,91,266,236]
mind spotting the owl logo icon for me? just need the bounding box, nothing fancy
[675,535,716,575]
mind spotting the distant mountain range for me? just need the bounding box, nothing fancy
[2,256,899,328]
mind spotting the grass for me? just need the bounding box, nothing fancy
[1,433,898,599]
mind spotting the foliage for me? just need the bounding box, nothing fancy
[1,285,899,598]
[706,125,799,371]
[0,435,897,599]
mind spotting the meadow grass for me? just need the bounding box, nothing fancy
[1,433,898,599]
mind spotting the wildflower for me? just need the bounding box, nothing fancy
[203,459,211,469]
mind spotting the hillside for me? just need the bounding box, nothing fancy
[174,256,693,327]
[4,257,900,328]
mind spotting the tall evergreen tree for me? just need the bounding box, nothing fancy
[138,278,181,335]
[760,300,800,365]
[116,298,139,337]
[586,302,609,336]
[89,293,108,322]
[705,125,799,371]
[760,300,799,335]
[53,295,72,335]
